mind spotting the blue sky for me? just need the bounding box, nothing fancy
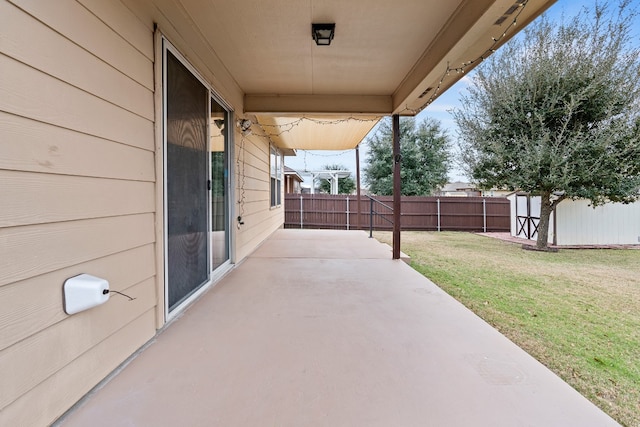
[284,0,638,183]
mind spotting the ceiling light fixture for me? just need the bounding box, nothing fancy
[312,23,335,46]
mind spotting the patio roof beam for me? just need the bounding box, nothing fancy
[391,0,495,114]
[244,94,393,115]
[391,0,557,114]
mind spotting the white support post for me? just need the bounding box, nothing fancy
[483,198,487,232]
[300,196,303,229]
[437,198,441,232]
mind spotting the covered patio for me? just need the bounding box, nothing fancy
[57,229,616,426]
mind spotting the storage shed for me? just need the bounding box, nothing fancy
[508,193,640,246]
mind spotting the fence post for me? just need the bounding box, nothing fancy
[437,198,441,232]
[346,197,350,230]
[300,195,303,229]
[369,197,374,238]
[483,198,487,232]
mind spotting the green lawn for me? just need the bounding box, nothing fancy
[374,231,640,427]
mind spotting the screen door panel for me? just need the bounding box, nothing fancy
[166,50,209,311]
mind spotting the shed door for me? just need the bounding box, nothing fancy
[515,194,540,240]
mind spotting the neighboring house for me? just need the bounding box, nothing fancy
[481,188,515,198]
[508,193,640,245]
[0,1,555,425]
[284,166,304,194]
[435,182,481,197]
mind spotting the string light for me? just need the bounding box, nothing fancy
[259,115,382,138]
[292,149,359,172]
[236,133,247,223]
[402,0,530,115]
[301,149,355,158]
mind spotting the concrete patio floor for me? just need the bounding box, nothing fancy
[57,229,618,426]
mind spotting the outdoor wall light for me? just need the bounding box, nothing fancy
[312,23,335,46]
[237,118,252,136]
[237,119,252,132]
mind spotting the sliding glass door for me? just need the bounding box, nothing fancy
[164,43,232,314]
[210,98,229,271]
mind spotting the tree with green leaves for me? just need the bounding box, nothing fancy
[454,1,640,250]
[363,117,450,196]
[318,164,356,194]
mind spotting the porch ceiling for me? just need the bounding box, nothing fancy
[145,0,556,149]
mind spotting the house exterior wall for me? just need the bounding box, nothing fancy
[482,189,513,198]
[0,1,282,425]
[235,131,285,262]
[555,199,640,246]
[285,174,303,194]
[0,1,157,425]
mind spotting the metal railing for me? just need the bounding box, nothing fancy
[367,195,394,238]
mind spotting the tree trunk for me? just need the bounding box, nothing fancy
[536,192,552,250]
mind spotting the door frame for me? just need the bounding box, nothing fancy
[160,37,235,322]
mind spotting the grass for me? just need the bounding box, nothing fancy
[374,231,640,427]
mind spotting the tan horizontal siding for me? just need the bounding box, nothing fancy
[121,0,243,109]
[0,213,155,288]
[0,1,159,423]
[238,178,270,194]
[0,55,153,151]
[0,244,155,352]
[8,0,153,90]
[241,165,270,183]
[240,144,269,170]
[239,191,270,205]
[0,309,156,427]
[77,0,154,60]
[244,159,269,177]
[235,133,283,260]
[0,171,155,227]
[236,211,283,261]
[0,113,155,180]
[0,277,155,411]
[0,1,153,121]
[242,163,270,180]
[240,210,283,236]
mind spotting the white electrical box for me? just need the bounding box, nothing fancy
[63,274,110,315]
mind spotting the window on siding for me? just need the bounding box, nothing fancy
[270,146,282,207]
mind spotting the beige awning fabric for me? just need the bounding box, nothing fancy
[255,115,381,151]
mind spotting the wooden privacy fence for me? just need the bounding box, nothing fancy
[284,194,510,232]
